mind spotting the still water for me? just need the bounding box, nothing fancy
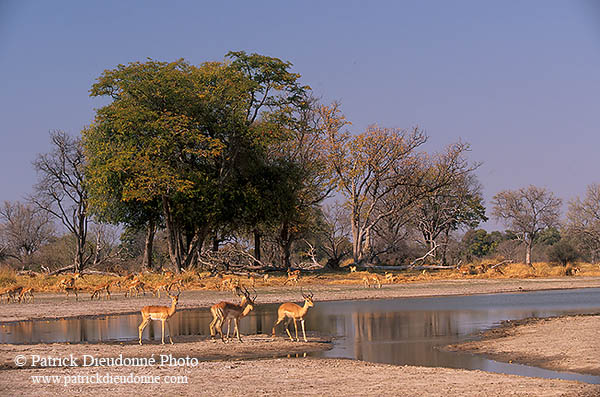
[2,288,600,383]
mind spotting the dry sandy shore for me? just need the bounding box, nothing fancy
[1,277,599,396]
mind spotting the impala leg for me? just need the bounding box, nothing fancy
[161,319,165,344]
[234,318,241,342]
[284,318,294,341]
[166,320,173,344]
[138,317,150,345]
[293,319,299,341]
[272,315,285,337]
[226,318,231,342]
[215,314,225,343]
[209,315,218,338]
[301,319,307,342]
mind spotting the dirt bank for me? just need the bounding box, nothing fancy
[0,336,598,396]
[448,314,600,377]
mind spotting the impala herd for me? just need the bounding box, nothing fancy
[0,266,406,345]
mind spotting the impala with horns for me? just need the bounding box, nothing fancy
[272,288,314,342]
[209,286,257,343]
[138,287,181,345]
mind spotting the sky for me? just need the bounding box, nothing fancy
[1,0,599,230]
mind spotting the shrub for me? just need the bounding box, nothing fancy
[548,239,579,267]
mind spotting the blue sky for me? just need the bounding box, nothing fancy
[1,1,599,230]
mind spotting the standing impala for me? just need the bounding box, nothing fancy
[209,286,257,343]
[272,289,314,342]
[138,287,180,345]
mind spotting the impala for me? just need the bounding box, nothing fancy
[19,287,34,303]
[153,280,181,298]
[220,275,238,291]
[90,282,112,300]
[384,272,395,283]
[209,286,257,343]
[284,273,299,285]
[0,288,10,304]
[1,286,23,303]
[63,285,80,300]
[125,279,146,297]
[362,274,381,288]
[138,287,181,345]
[58,273,80,290]
[272,288,314,342]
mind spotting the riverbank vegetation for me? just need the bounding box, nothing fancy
[1,52,599,278]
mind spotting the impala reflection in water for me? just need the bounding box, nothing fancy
[2,288,600,383]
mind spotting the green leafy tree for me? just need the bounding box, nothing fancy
[85,53,309,271]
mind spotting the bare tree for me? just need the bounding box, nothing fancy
[323,103,476,265]
[0,201,54,266]
[89,222,122,269]
[492,185,562,266]
[30,130,89,272]
[565,183,600,262]
[413,173,486,265]
[320,203,352,269]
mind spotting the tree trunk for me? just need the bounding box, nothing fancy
[253,229,261,267]
[441,228,450,266]
[212,232,219,252]
[142,218,156,270]
[280,221,292,269]
[351,212,364,264]
[162,195,182,271]
[525,239,533,266]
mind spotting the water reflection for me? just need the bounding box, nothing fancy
[2,288,600,383]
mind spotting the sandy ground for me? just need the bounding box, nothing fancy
[1,277,599,396]
[448,315,600,377]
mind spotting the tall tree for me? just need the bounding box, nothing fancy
[85,54,309,271]
[492,185,562,266]
[264,98,334,268]
[413,173,487,265]
[565,183,600,262]
[322,103,474,263]
[30,130,89,272]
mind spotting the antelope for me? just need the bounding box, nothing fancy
[362,274,381,288]
[0,288,10,304]
[125,279,146,297]
[153,280,181,298]
[209,286,257,343]
[385,272,395,283]
[1,286,23,303]
[138,287,181,345]
[272,289,314,342]
[58,273,81,290]
[63,285,80,300]
[349,265,357,273]
[220,276,238,291]
[19,287,34,303]
[284,269,300,285]
[263,274,269,283]
[90,282,112,300]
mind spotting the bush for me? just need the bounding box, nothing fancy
[548,239,579,267]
